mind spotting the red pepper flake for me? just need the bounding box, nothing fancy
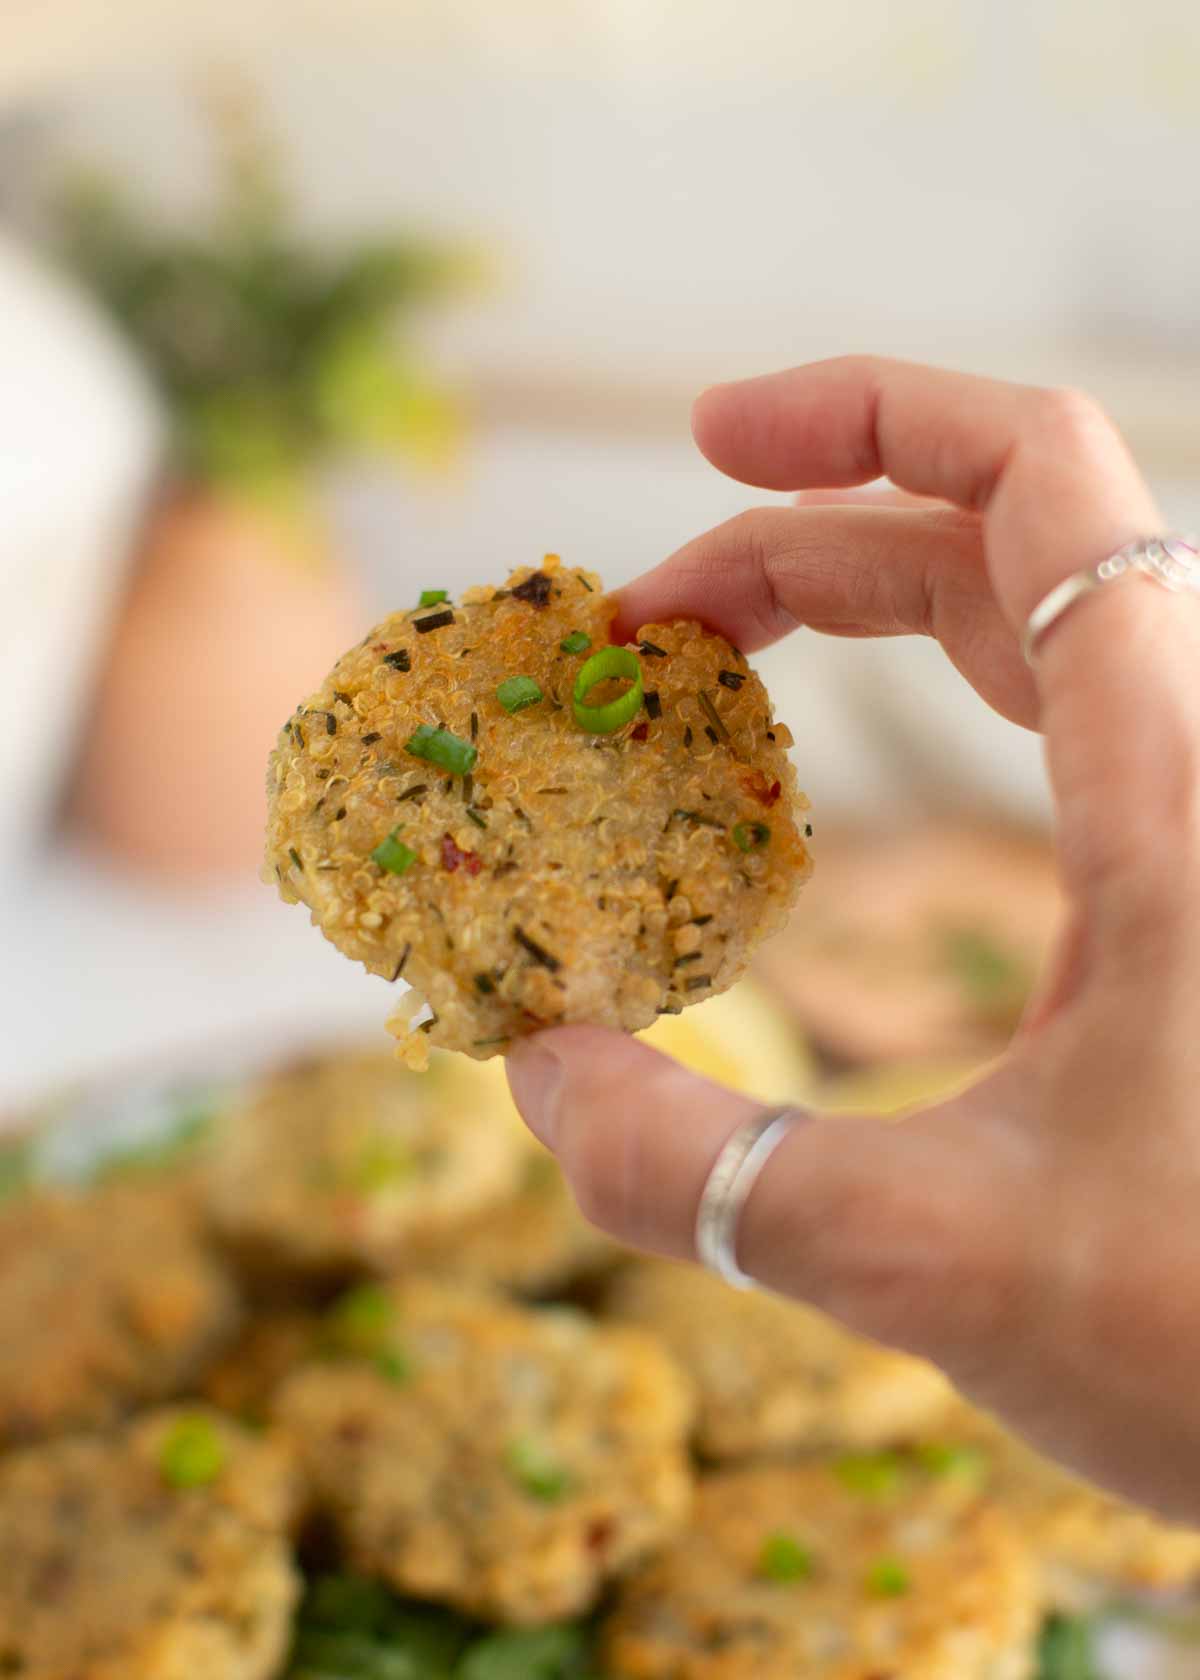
[586,1516,616,1554]
[741,770,782,808]
[441,833,482,876]
[630,721,649,741]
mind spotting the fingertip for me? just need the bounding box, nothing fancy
[690,381,734,467]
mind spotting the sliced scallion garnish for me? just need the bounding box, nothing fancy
[572,645,643,735]
[405,725,478,776]
[418,588,449,607]
[159,1414,225,1489]
[731,820,771,853]
[758,1531,813,1583]
[371,828,417,875]
[504,1435,573,1502]
[496,675,544,714]
[865,1556,910,1597]
[559,631,591,655]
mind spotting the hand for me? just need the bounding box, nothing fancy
[507,355,1200,1520]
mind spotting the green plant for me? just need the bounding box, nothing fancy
[54,90,470,505]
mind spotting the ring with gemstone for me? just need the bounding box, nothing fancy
[1022,534,1200,666]
[694,1106,806,1290]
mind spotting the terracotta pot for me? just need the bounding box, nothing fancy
[69,486,366,881]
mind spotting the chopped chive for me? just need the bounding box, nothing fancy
[865,1557,910,1597]
[573,646,644,735]
[674,952,702,967]
[405,725,478,776]
[334,807,347,822]
[759,1532,813,1583]
[382,649,411,671]
[514,926,562,972]
[159,1415,225,1489]
[914,1441,989,1480]
[473,1035,511,1047]
[643,690,662,719]
[805,822,813,837]
[373,1347,413,1385]
[511,571,553,606]
[732,820,771,853]
[466,808,488,829]
[560,631,591,654]
[497,675,544,713]
[362,731,382,745]
[718,669,746,690]
[470,711,479,741]
[504,1435,573,1501]
[415,610,455,634]
[698,689,731,744]
[683,725,694,748]
[397,782,428,802]
[371,829,417,875]
[684,974,712,991]
[692,913,713,926]
[322,711,337,734]
[391,944,411,981]
[288,846,304,873]
[333,690,352,705]
[835,1452,906,1497]
[657,1000,683,1015]
[639,639,668,658]
[578,574,594,591]
[418,588,449,607]
[672,808,725,831]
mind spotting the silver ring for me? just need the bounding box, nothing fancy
[695,1106,805,1290]
[1022,534,1200,665]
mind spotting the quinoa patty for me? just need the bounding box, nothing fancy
[0,1408,300,1680]
[602,1461,1040,1680]
[604,1260,954,1462]
[273,1277,694,1625]
[0,1181,239,1446]
[202,1046,524,1276]
[265,558,811,1062]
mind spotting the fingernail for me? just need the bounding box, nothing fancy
[506,1040,566,1150]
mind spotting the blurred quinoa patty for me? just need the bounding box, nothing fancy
[265,557,811,1062]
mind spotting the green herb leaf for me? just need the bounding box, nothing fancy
[419,589,449,607]
[159,1414,226,1489]
[834,1451,906,1498]
[496,675,544,714]
[731,820,771,853]
[913,1440,989,1481]
[405,725,478,776]
[457,1624,593,1680]
[864,1556,910,1597]
[504,1435,574,1502]
[1035,1614,1105,1680]
[758,1531,813,1583]
[372,828,417,875]
[559,632,591,655]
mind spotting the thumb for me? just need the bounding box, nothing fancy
[506,1027,1039,1375]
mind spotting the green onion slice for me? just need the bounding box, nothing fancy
[865,1556,910,1597]
[834,1451,905,1497]
[504,1434,573,1502]
[559,631,591,655]
[758,1531,813,1583]
[572,645,643,734]
[731,820,771,853]
[496,675,544,714]
[325,1283,396,1352]
[405,724,478,776]
[371,828,417,875]
[418,588,449,607]
[159,1414,226,1489]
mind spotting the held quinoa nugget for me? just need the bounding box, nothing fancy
[0,1180,239,1446]
[265,558,811,1062]
[202,1046,525,1276]
[602,1461,1040,1680]
[603,1259,954,1462]
[0,1407,300,1680]
[273,1277,694,1625]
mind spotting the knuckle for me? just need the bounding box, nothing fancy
[1028,384,1114,451]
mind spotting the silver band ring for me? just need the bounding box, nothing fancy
[1022,534,1200,665]
[695,1106,805,1290]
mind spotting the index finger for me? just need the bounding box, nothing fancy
[642,358,1200,926]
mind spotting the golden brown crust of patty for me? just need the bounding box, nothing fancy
[603,1260,954,1461]
[934,1406,1200,1600]
[264,560,810,1061]
[202,1047,524,1275]
[602,1462,1041,1680]
[273,1277,694,1625]
[0,1181,239,1446]
[0,1408,300,1680]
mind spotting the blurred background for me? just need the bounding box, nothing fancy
[2,0,1199,1106]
